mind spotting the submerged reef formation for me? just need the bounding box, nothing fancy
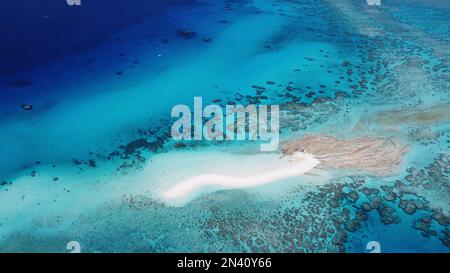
[20,150,445,253]
[0,0,448,253]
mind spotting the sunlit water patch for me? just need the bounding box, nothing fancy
[0,0,448,252]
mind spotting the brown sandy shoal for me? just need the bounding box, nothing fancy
[282,135,410,176]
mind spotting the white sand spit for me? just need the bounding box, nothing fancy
[160,152,319,200]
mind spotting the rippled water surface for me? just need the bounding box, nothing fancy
[0,0,449,252]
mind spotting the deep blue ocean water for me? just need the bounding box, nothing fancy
[0,0,449,253]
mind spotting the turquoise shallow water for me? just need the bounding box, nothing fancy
[0,0,449,252]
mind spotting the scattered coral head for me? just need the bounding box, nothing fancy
[365,103,450,129]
